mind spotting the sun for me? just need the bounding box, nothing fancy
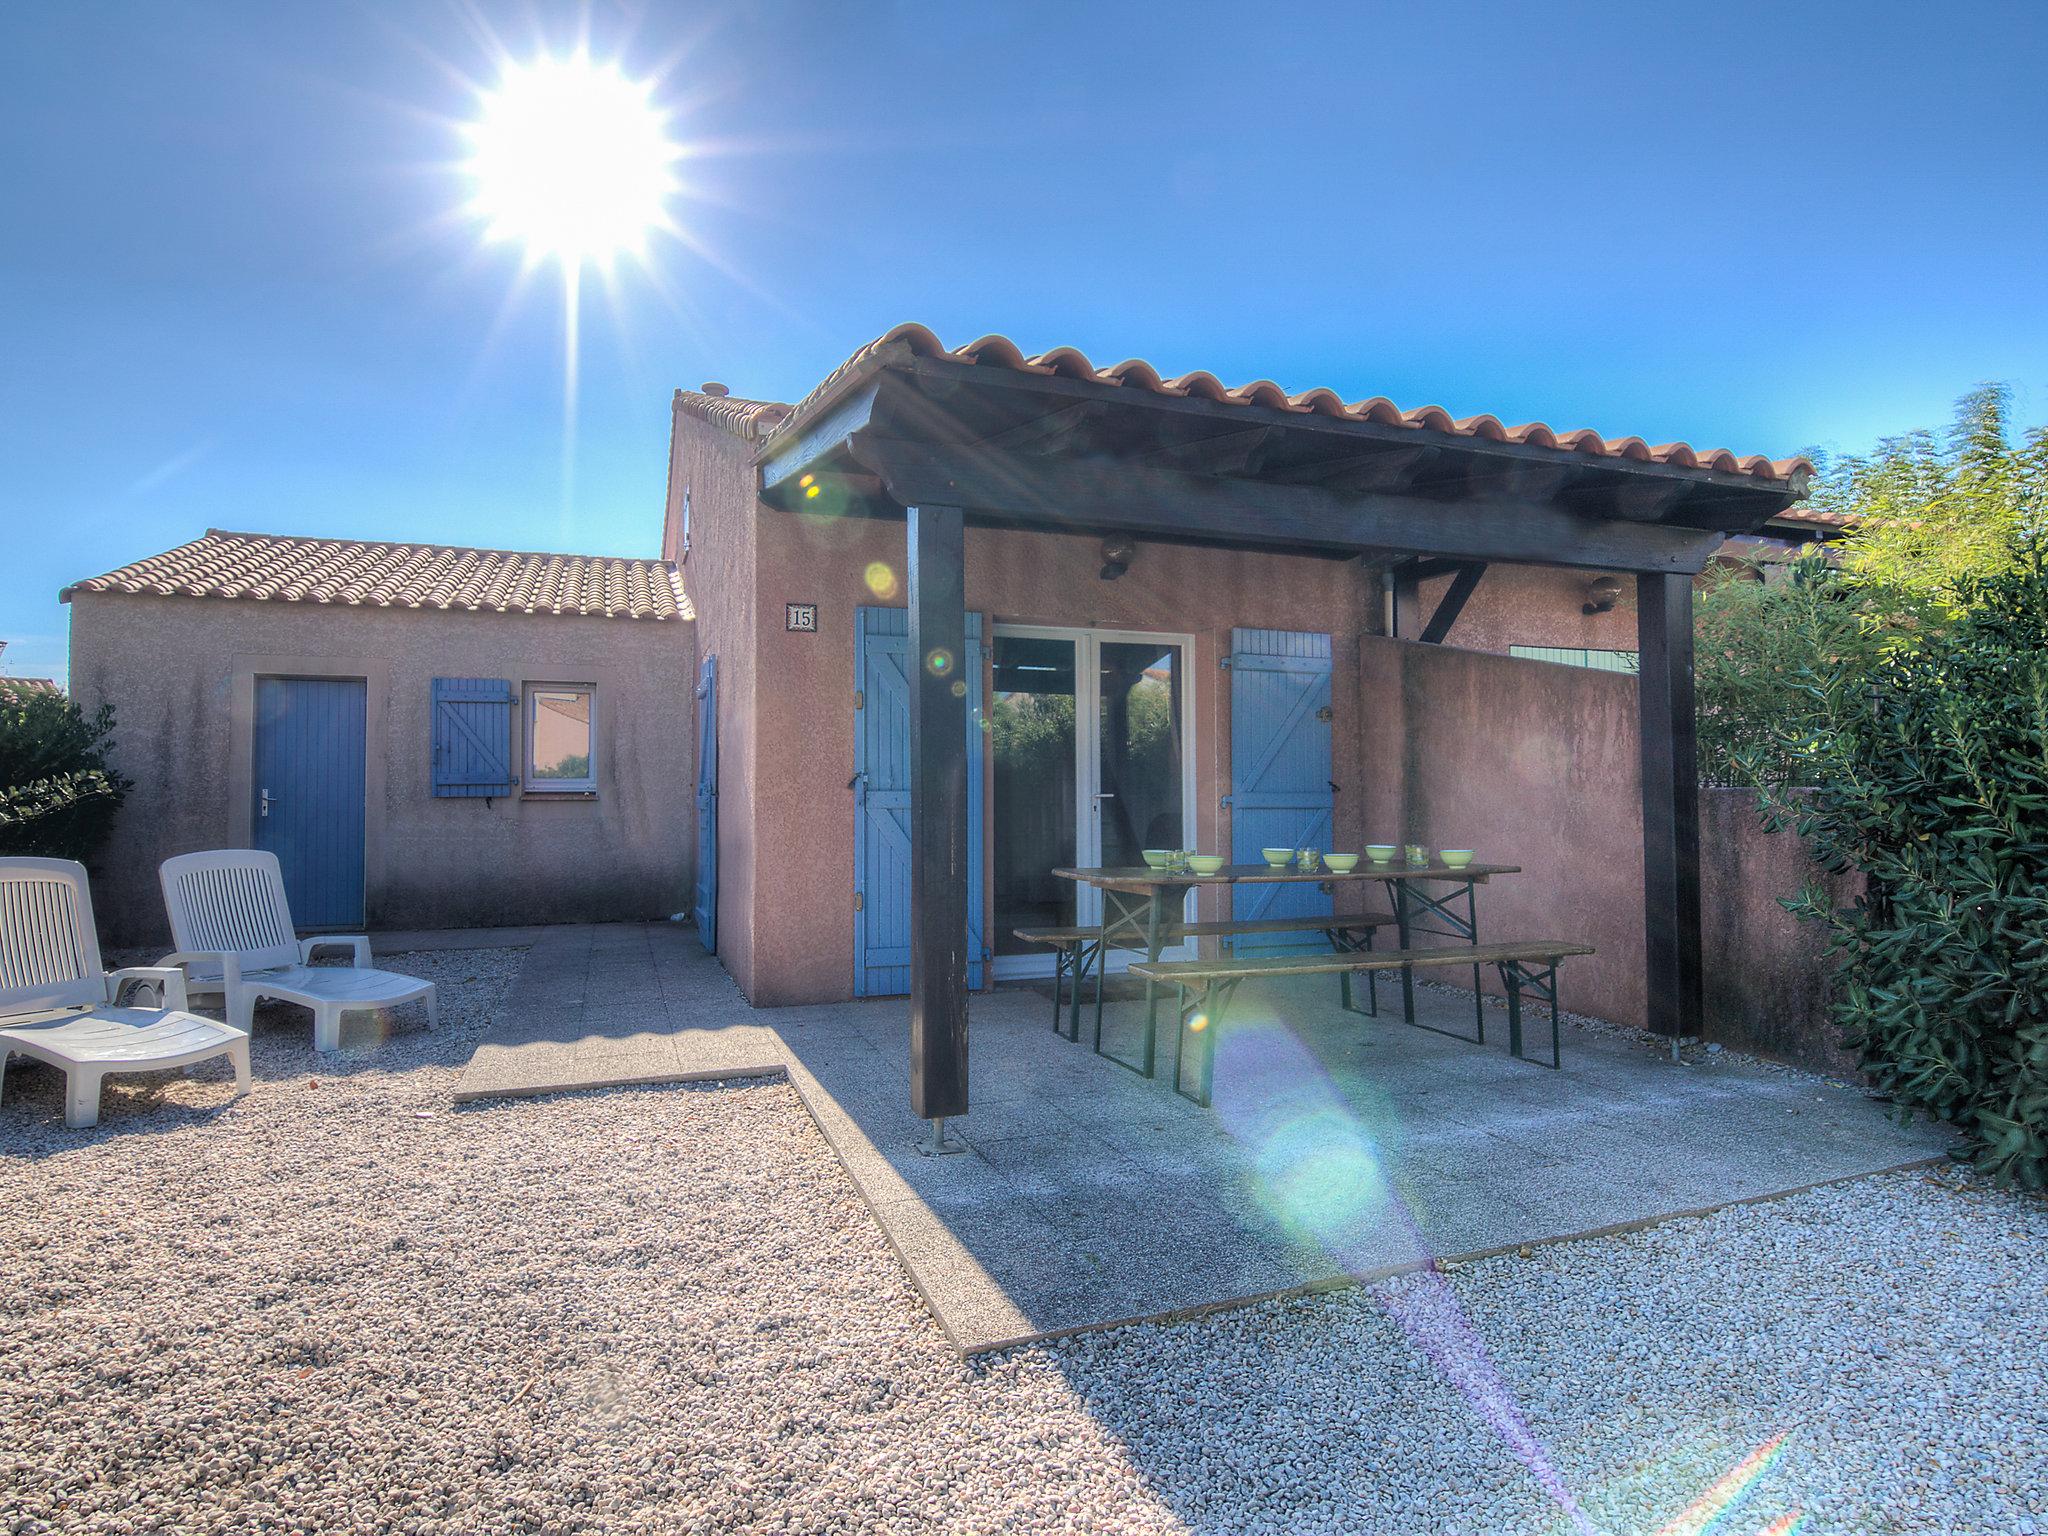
[463,53,679,269]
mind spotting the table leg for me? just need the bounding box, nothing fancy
[1394,882,1417,1023]
[1140,890,1165,1079]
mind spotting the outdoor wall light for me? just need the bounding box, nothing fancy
[1100,537,1137,580]
[1582,575,1623,615]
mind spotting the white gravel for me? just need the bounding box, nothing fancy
[4,951,2045,1535]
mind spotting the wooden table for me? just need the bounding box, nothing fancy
[1054,861,1521,1076]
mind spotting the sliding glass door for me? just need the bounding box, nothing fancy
[991,627,1194,977]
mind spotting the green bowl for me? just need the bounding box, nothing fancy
[1365,845,1398,863]
[1440,849,1475,868]
[1142,850,1173,869]
[1323,853,1360,873]
[1186,854,1226,875]
[1261,847,1293,866]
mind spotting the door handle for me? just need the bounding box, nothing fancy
[260,788,278,818]
[1093,791,1115,799]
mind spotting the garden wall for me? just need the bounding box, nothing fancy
[1357,636,1855,1074]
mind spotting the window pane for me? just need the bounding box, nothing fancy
[531,689,592,779]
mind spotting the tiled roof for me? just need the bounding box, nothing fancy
[0,677,61,703]
[64,529,689,621]
[674,389,791,441]
[683,323,1813,484]
[1769,506,1857,529]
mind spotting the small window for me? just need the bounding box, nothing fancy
[1509,645,1640,675]
[525,684,597,793]
[680,486,691,561]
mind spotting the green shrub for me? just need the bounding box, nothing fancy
[0,690,132,863]
[1695,553,1889,788]
[1763,554,2048,1185]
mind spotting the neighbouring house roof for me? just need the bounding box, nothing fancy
[674,322,1813,482]
[0,677,61,702]
[63,529,690,621]
[1767,506,1857,534]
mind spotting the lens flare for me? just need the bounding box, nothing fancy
[863,562,899,599]
[1650,1432,1797,1536]
[1205,1013,1595,1533]
[926,647,954,677]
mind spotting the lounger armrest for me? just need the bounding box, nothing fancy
[105,966,192,1013]
[159,950,242,995]
[300,935,371,968]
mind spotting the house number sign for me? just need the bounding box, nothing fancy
[786,602,818,632]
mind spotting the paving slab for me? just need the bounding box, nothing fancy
[455,924,1954,1352]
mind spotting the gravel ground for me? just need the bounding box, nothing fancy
[4,952,2045,1535]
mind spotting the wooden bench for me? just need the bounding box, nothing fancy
[1013,912,1396,1045]
[1129,940,1595,1106]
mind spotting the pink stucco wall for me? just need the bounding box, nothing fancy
[1358,636,1650,1026]
[1410,563,1641,654]
[665,409,763,996]
[67,590,694,947]
[738,506,1376,1005]
[1357,637,1855,1065]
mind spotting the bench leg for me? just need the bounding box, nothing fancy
[1329,926,1379,1019]
[1051,944,1071,1033]
[1496,960,1563,1069]
[1173,977,1243,1108]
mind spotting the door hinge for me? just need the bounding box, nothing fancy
[855,689,864,710]
[1219,794,1234,810]
[1219,656,1234,670]
[853,891,864,912]
[1316,705,1334,722]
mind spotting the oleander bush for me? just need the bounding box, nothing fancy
[1761,554,2048,1185]
[0,689,131,863]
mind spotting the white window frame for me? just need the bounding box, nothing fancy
[523,683,598,794]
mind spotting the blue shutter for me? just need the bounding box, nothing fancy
[432,678,516,797]
[854,607,985,996]
[1229,628,1334,953]
[693,655,718,952]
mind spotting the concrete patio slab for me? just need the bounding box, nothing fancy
[456,923,1953,1352]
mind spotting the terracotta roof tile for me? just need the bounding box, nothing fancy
[64,530,688,621]
[691,323,1812,485]
[673,389,791,440]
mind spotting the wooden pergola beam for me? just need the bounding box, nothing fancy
[848,436,1725,575]
[1637,572,1702,1049]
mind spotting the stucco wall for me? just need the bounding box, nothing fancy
[1357,636,1649,1026]
[1357,637,1854,1068]
[1700,788,1860,1075]
[66,590,695,946]
[666,411,763,997]
[1409,563,1641,655]
[741,506,1376,1006]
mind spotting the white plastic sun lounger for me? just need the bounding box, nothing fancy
[158,849,436,1052]
[0,857,250,1129]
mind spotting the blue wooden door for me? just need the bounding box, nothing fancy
[252,677,367,930]
[694,655,718,953]
[1229,628,1334,953]
[854,607,985,996]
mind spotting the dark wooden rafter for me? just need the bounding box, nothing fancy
[1132,425,1274,476]
[979,400,1104,454]
[1418,562,1488,644]
[905,504,971,1126]
[846,435,1727,574]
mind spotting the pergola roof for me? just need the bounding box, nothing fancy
[681,322,1813,483]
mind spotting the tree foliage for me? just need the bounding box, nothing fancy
[1820,382,2048,617]
[0,690,131,862]
[1694,554,1887,788]
[1761,554,2048,1186]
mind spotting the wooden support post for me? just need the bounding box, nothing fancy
[906,503,971,1123]
[1637,571,1702,1049]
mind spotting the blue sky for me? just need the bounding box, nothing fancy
[5,1,2045,686]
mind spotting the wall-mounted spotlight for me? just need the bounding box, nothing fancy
[1582,575,1623,615]
[1100,537,1137,581]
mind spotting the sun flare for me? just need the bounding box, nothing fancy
[463,53,678,268]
